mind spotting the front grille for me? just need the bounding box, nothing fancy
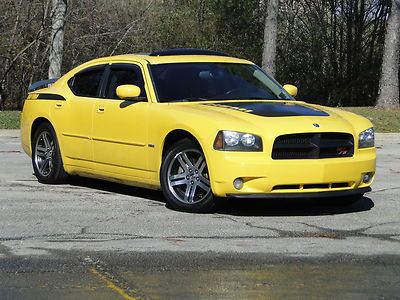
[272,133,354,159]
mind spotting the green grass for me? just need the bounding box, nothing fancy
[0,107,399,132]
[343,107,400,133]
[0,111,20,129]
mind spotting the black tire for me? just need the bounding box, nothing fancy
[160,139,215,213]
[31,122,68,184]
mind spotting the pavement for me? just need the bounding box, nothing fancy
[0,129,400,299]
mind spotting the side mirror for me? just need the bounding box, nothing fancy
[116,84,141,100]
[283,84,298,97]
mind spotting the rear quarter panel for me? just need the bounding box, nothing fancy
[21,93,53,157]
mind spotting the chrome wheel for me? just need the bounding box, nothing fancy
[34,131,54,177]
[167,149,211,204]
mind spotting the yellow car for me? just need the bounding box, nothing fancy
[21,48,376,212]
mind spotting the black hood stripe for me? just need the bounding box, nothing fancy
[204,102,329,117]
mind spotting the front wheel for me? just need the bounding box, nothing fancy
[160,139,215,213]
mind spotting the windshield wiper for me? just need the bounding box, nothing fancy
[246,97,272,100]
[171,97,210,102]
[247,95,292,100]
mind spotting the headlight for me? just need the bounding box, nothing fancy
[358,128,375,148]
[213,130,262,151]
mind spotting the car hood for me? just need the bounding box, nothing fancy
[165,100,371,137]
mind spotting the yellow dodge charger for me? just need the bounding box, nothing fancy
[21,49,376,212]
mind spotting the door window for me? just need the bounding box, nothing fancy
[68,65,105,97]
[104,64,146,99]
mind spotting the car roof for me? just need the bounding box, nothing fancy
[84,54,253,66]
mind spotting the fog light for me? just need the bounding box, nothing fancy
[233,178,244,190]
[362,173,373,183]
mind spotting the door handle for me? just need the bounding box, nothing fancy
[97,107,105,113]
[55,103,62,109]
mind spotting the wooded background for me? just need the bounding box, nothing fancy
[0,0,399,110]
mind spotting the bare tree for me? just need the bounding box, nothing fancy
[262,0,278,76]
[376,0,400,108]
[0,0,394,109]
[48,0,67,79]
[0,0,23,110]
[29,0,51,87]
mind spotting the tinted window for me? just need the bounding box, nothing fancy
[105,64,146,99]
[69,66,105,97]
[149,63,293,103]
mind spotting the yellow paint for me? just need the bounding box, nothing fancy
[283,84,298,97]
[116,84,141,100]
[89,268,138,300]
[20,53,376,198]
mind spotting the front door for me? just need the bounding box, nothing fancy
[92,63,150,179]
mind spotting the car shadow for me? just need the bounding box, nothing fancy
[68,176,166,203]
[214,196,374,217]
[68,176,374,217]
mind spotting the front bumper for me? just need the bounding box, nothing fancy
[227,187,371,199]
[208,147,376,197]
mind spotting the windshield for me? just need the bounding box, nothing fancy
[149,63,293,103]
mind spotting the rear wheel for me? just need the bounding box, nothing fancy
[160,139,215,213]
[32,122,68,184]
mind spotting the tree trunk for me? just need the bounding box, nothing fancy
[376,0,400,108]
[262,0,278,76]
[48,0,67,80]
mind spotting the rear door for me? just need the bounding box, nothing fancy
[92,63,150,179]
[53,64,106,169]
